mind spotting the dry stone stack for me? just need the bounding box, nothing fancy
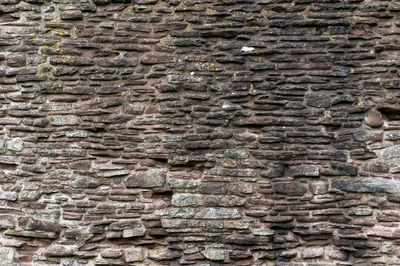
[0,0,400,265]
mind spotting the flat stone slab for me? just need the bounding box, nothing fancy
[332,178,400,194]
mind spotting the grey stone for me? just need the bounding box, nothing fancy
[353,130,382,142]
[0,191,18,201]
[332,178,400,194]
[171,193,203,207]
[72,175,99,189]
[161,135,183,142]
[0,140,5,153]
[210,84,230,92]
[122,227,146,238]
[349,208,373,216]
[101,248,123,258]
[167,74,202,84]
[168,178,199,189]
[322,161,358,176]
[287,165,320,177]
[124,247,148,262]
[126,169,166,188]
[44,245,76,257]
[302,247,324,259]
[66,131,88,138]
[253,229,274,236]
[381,145,400,165]
[7,138,23,152]
[50,115,79,126]
[19,190,41,201]
[5,229,58,239]
[306,93,331,108]
[195,208,241,219]
[201,248,229,261]
[161,219,187,228]
[224,149,248,159]
[0,247,15,266]
[124,104,145,115]
[169,208,195,218]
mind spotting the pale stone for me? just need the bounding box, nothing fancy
[169,208,195,218]
[66,131,88,138]
[0,191,18,201]
[224,149,248,159]
[302,247,324,259]
[168,178,199,189]
[253,229,274,236]
[167,74,202,84]
[44,245,76,257]
[195,208,241,219]
[7,138,23,152]
[101,248,123,258]
[0,140,4,153]
[171,193,203,207]
[124,247,148,262]
[287,165,320,177]
[19,190,41,201]
[201,248,229,261]
[50,115,79,126]
[349,208,373,216]
[126,169,166,188]
[0,247,15,266]
[122,227,146,238]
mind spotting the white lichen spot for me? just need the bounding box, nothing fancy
[241,47,255,52]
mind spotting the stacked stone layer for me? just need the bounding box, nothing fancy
[0,0,400,265]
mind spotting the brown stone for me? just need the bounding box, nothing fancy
[364,109,383,128]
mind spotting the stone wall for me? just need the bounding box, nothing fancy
[0,0,400,265]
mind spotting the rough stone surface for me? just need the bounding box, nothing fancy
[0,1,400,265]
[0,247,15,266]
[124,247,147,262]
[126,169,166,188]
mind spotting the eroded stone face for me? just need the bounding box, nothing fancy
[0,247,15,266]
[126,169,166,188]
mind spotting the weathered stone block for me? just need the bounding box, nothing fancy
[124,247,148,262]
[18,190,41,201]
[172,193,203,207]
[168,178,199,189]
[7,138,23,152]
[0,247,15,265]
[195,208,241,219]
[50,116,79,126]
[302,247,324,259]
[287,165,320,177]
[101,248,123,258]
[201,248,229,261]
[169,208,195,218]
[44,245,76,257]
[224,149,248,159]
[332,178,400,194]
[167,74,202,84]
[122,227,146,238]
[126,169,166,188]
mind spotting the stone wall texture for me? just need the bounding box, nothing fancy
[1,0,400,265]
